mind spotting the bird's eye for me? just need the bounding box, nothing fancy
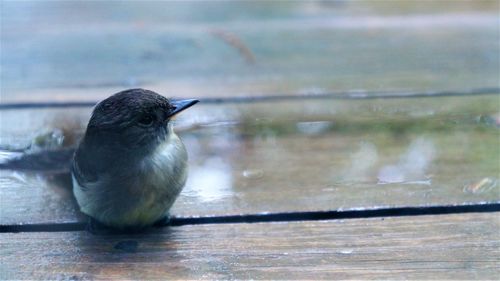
[138,115,154,126]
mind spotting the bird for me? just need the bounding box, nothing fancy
[71,88,198,231]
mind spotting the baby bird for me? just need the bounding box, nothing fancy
[71,89,198,230]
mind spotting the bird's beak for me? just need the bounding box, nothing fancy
[167,99,199,118]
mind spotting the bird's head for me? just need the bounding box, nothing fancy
[84,88,198,150]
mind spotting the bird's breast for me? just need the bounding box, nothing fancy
[139,133,188,203]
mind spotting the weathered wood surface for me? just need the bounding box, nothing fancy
[1,1,498,102]
[1,2,499,225]
[1,213,498,280]
[1,96,499,225]
[0,3,497,280]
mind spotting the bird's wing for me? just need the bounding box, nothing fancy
[71,146,99,190]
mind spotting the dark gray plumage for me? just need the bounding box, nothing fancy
[72,89,198,229]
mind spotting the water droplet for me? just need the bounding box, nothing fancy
[296,121,332,135]
[339,249,354,255]
[114,240,139,253]
[463,177,497,194]
[242,169,264,179]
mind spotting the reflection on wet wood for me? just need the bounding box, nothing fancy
[1,96,499,224]
[1,3,497,279]
[1,213,498,280]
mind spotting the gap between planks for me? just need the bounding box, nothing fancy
[1,203,499,233]
[0,87,498,110]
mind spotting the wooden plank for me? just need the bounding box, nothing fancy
[1,96,499,224]
[1,2,498,102]
[1,212,499,280]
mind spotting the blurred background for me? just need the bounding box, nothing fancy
[1,0,498,102]
[0,1,499,223]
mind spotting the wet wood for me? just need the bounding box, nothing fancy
[1,3,497,279]
[1,96,499,225]
[1,1,499,225]
[2,2,498,103]
[1,213,498,280]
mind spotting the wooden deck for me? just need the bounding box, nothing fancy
[1,95,499,280]
[2,213,499,280]
[1,1,499,280]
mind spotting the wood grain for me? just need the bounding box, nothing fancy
[1,2,498,103]
[1,1,499,225]
[1,96,499,225]
[1,212,499,280]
